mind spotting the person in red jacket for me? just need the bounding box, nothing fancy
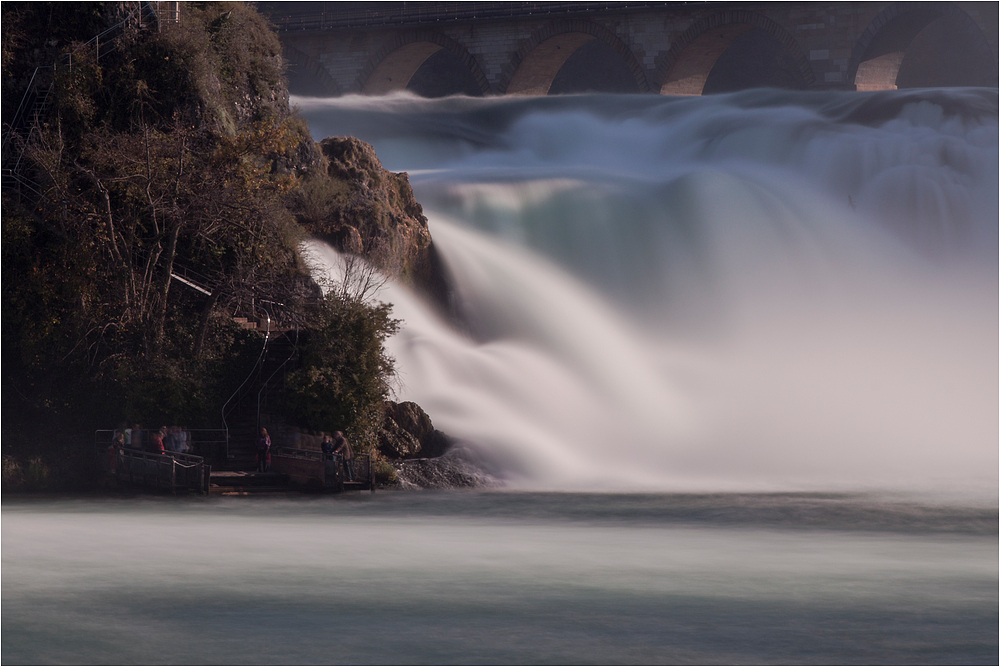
[149,428,165,454]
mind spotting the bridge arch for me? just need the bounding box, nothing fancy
[850,2,997,91]
[283,45,342,97]
[656,11,814,95]
[499,19,650,95]
[356,30,489,96]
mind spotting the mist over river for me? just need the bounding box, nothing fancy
[4,90,997,664]
[3,493,997,664]
[299,88,998,496]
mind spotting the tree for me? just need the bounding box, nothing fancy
[285,291,400,452]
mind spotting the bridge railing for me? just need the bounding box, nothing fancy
[267,1,678,31]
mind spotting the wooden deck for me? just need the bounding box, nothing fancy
[105,444,374,495]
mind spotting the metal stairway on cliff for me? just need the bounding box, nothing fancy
[221,319,301,471]
[2,2,160,198]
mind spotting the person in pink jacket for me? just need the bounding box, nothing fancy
[255,427,271,472]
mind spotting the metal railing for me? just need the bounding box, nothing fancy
[2,2,161,196]
[151,1,180,27]
[266,1,686,31]
[256,325,300,431]
[169,262,216,296]
[221,306,272,455]
[272,448,374,491]
[105,446,211,493]
[96,429,228,460]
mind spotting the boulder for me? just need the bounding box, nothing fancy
[377,400,453,460]
[387,401,433,439]
[378,415,422,459]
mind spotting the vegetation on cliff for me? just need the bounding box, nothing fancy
[1,2,441,490]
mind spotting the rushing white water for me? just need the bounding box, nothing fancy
[296,89,998,495]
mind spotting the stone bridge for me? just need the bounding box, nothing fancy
[257,1,998,97]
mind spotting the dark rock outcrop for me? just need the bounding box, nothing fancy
[378,400,452,460]
[292,136,449,295]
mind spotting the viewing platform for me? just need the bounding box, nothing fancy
[99,430,375,495]
[209,467,374,496]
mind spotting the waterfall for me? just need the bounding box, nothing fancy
[297,89,998,494]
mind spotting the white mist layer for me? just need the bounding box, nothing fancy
[299,90,998,494]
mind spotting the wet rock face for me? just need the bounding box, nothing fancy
[391,449,503,490]
[378,401,453,460]
[301,137,433,283]
[378,415,421,459]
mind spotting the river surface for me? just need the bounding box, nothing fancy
[4,89,997,664]
[2,493,997,664]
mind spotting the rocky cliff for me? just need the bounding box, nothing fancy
[291,136,451,305]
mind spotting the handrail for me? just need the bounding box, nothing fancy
[257,324,298,432]
[1,66,50,158]
[255,308,273,431]
[2,2,157,192]
[267,1,690,31]
[96,428,228,442]
[221,303,271,452]
[108,445,210,493]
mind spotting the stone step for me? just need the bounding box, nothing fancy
[209,486,293,496]
[210,470,289,487]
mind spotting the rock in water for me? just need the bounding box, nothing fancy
[391,449,503,490]
[378,401,453,459]
[378,414,422,459]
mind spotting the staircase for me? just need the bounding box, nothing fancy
[2,3,159,198]
[221,326,301,471]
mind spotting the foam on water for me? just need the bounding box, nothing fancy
[297,89,998,495]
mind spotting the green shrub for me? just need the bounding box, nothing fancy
[24,458,51,491]
[2,456,22,490]
[372,458,398,486]
[1,456,52,492]
[285,294,399,453]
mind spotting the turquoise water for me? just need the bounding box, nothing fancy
[3,493,996,664]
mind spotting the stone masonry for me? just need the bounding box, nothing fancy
[274,2,997,96]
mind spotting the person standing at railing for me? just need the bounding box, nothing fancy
[108,431,125,473]
[321,433,335,461]
[333,431,354,482]
[130,424,143,451]
[164,426,177,452]
[149,428,166,454]
[256,427,272,472]
[177,428,190,454]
